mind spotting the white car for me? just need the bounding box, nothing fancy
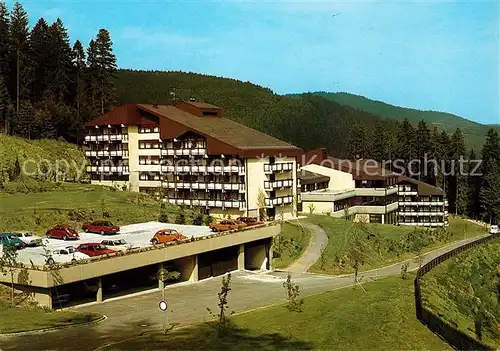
[490,225,499,235]
[46,246,89,264]
[12,232,43,247]
[101,238,139,252]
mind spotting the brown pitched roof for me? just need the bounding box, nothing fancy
[299,170,330,185]
[181,101,222,110]
[138,104,300,152]
[399,176,444,196]
[82,104,157,127]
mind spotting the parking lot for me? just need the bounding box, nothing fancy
[14,222,213,265]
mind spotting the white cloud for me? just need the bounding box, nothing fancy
[120,26,209,48]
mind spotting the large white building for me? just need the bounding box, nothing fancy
[83,101,302,220]
[298,149,449,227]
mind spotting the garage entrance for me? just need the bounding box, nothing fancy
[245,238,271,271]
[198,246,238,280]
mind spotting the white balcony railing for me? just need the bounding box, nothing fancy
[160,148,207,157]
[160,165,244,174]
[264,179,294,190]
[264,163,294,173]
[87,166,129,173]
[264,195,293,207]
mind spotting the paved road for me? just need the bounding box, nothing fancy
[0,234,487,351]
[286,221,328,273]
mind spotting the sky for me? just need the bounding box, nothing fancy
[5,0,500,125]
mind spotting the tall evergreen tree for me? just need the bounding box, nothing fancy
[371,119,390,164]
[415,119,433,182]
[395,118,416,176]
[94,29,116,114]
[0,1,10,78]
[449,128,467,215]
[29,18,49,102]
[481,128,500,173]
[467,149,481,219]
[346,122,369,160]
[45,18,72,103]
[8,2,30,114]
[0,75,11,133]
[71,40,86,126]
[479,161,500,224]
[85,38,99,117]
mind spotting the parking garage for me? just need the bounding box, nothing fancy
[1,223,278,309]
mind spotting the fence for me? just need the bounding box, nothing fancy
[414,234,500,351]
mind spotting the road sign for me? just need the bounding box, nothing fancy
[159,300,168,311]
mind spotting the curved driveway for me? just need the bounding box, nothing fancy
[286,221,328,273]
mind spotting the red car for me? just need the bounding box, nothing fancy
[236,217,264,226]
[45,225,80,240]
[82,221,120,235]
[76,243,116,257]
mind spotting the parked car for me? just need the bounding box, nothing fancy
[0,233,26,249]
[82,221,120,235]
[101,238,139,252]
[76,243,116,257]
[236,217,264,227]
[12,232,43,247]
[490,224,499,235]
[46,247,89,264]
[209,220,246,232]
[45,225,79,240]
[150,229,187,245]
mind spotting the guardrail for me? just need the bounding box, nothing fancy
[415,234,500,351]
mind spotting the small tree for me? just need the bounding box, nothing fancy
[0,244,20,306]
[100,197,109,218]
[400,261,410,279]
[319,244,327,271]
[207,273,233,337]
[257,188,267,221]
[283,273,303,312]
[307,203,316,215]
[175,210,186,224]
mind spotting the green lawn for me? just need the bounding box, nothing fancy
[0,286,102,333]
[273,222,311,269]
[0,183,185,234]
[104,275,450,350]
[306,215,488,275]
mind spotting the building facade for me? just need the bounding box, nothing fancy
[298,149,449,227]
[83,101,302,220]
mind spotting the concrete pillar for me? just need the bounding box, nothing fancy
[96,278,103,303]
[381,214,385,224]
[158,263,165,290]
[191,255,199,282]
[268,239,274,270]
[33,288,52,309]
[238,244,245,270]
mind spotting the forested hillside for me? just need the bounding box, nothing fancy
[116,69,390,157]
[310,92,500,150]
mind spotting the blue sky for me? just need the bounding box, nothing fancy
[7,0,500,124]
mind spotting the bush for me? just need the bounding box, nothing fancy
[175,212,186,225]
[204,215,213,226]
[158,209,169,223]
[192,215,203,226]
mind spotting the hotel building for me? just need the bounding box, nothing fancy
[83,100,302,219]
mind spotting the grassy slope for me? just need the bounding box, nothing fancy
[0,183,172,234]
[105,275,450,350]
[306,215,487,274]
[0,134,87,182]
[0,286,101,333]
[420,241,500,348]
[273,222,311,269]
[312,92,499,150]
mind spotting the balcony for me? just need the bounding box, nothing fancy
[356,186,398,196]
[162,182,244,192]
[399,222,445,227]
[264,163,294,173]
[138,132,160,140]
[399,201,445,206]
[160,148,207,157]
[165,198,245,209]
[160,165,244,174]
[264,195,293,207]
[398,190,418,196]
[264,179,294,190]
[398,211,445,216]
[86,166,129,174]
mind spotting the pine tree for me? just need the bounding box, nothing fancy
[449,128,467,215]
[481,128,500,173]
[8,2,30,115]
[94,29,117,115]
[46,18,72,103]
[415,119,432,182]
[29,18,49,102]
[85,38,100,117]
[467,149,481,219]
[346,122,369,160]
[0,75,11,133]
[71,40,86,126]
[479,161,500,224]
[0,1,10,78]
[13,99,34,138]
[371,119,389,163]
[395,118,416,176]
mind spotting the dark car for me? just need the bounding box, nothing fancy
[236,217,265,226]
[0,233,26,249]
[76,243,116,257]
[45,225,79,240]
[82,221,120,235]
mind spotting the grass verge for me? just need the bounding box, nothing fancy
[0,285,102,334]
[103,275,450,350]
[273,222,311,269]
[306,215,487,275]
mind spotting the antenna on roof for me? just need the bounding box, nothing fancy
[170,87,179,106]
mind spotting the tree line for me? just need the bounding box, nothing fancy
[347,119,500,224]
[0,2,117,142]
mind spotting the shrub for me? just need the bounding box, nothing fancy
[175,212,186,225]
[192,215,203,226]
[204,215,213,226]
[158,209,169,223]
